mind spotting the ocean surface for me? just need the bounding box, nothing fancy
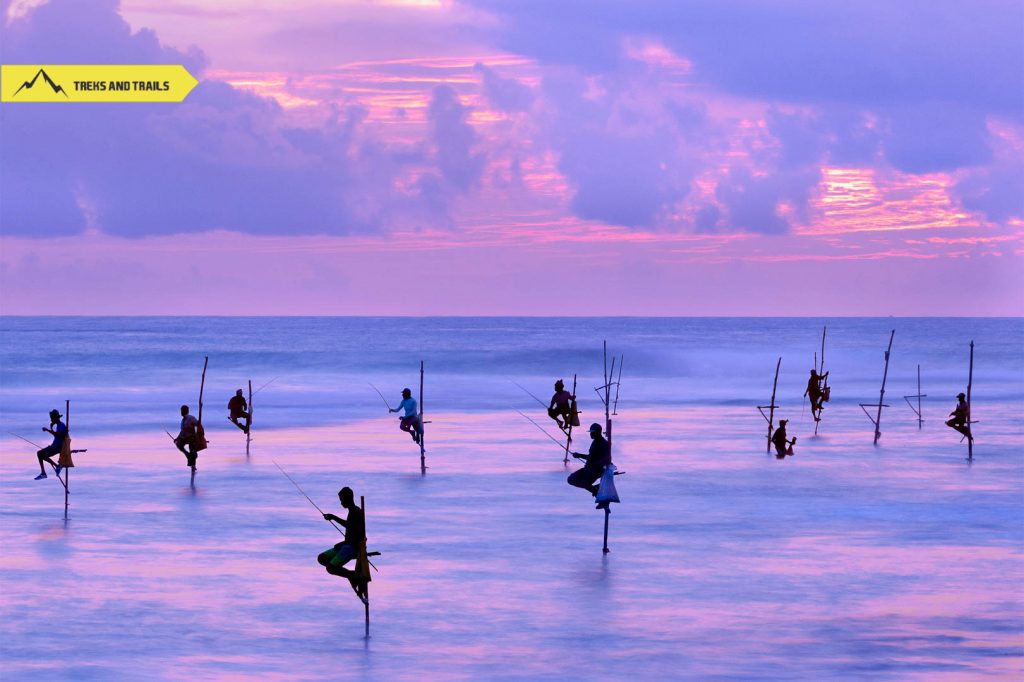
[1,317,1022,680]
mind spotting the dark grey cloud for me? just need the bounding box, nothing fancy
[473,62,534,112]
[428,84,485,190]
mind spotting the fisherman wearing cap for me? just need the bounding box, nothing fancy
[804,369,828,422]
[175,404,200,469]
[34,409,67,480]
[945,392,973,441]
[227,389,250,434]
[318,486,368,602]
[567,423,612,496]
[547,379,575,432]
[771,419,796,458]
[389,388,422,444]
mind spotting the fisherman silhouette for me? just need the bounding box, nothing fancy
[34,409,67,480]
[771,419,796,459]
[548,379,575,432]
[174,404,200,470]
[227,389,250,433]
[318,486,367,602]
[945,392,973,441]
[568,423,611,497]
[389,388,422,443]
[804,369,828,421]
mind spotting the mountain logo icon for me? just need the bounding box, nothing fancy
[12,68,69,98]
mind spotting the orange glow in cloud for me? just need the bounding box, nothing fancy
[804,167,982,235]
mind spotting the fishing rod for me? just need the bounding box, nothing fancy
[9,432,43,449]
[253,376,279,396]
[509,380,548,410]
[272,461,380,571]
[272,460,343,535]
[368,383,393,412]
[10,431,87,455]
[514,409,568,452]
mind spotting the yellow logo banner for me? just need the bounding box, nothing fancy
[1,65,198,102]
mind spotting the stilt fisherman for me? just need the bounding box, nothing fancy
[389,388,422,444]
[548,379,575,432]
[804,370,828,422]
[945,392,973,442]
[227,389,250,434]
[34,409,67,480]
[567,423,611,500]
[174,404,200,470]
[318,486,368,602]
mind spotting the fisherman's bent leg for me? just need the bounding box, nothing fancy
[318,546,338,568]
[568,468,601,495]
[36,445,59,474]
[325,545,357,577]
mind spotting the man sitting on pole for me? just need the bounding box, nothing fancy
[804,369,828,421]
[34,409,67,480]
[389,388,422,444]
[174,404,200,469]
[567,423,611,497]
[547,379,574,432]
[318,486,367,601]
[945,392,973,441]
[227,389,251,434]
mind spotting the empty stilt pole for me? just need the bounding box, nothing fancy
[903,364,926,429]
[758,357,781,453]
[859,330,895,445]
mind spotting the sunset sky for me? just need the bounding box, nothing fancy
[1,0,1021,315]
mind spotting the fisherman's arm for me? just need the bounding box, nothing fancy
[323,513,348,526]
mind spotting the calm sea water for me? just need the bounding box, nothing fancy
[1,317,1022,680]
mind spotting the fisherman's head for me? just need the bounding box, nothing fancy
[957,392,966,400]
[589,423,602,439]
[810,369,817,375]
[180,404,190,416]
[555,380,564,391]
[779,419,788,427]
[48,409,61,424]
[402,388,412,399]
[236,389,244,396]
[338,486,355,507]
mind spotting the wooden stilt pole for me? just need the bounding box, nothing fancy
[362,495,370,638]
[564,374,577,465]
[758,358,781,453]
[860,331,895,445]
[603,419,612,554]
[916,364,923,429]
[602,506,610,554]
[874,331,894,445]
[967,341,974,461]
[903,365,926,428]
[193,356,208,486]
[198,356,208,423]
[612,355,623,415]
[815,327,828,435]
[246,379,252,457]
[419,361,426,475]
[64,399,70,520]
